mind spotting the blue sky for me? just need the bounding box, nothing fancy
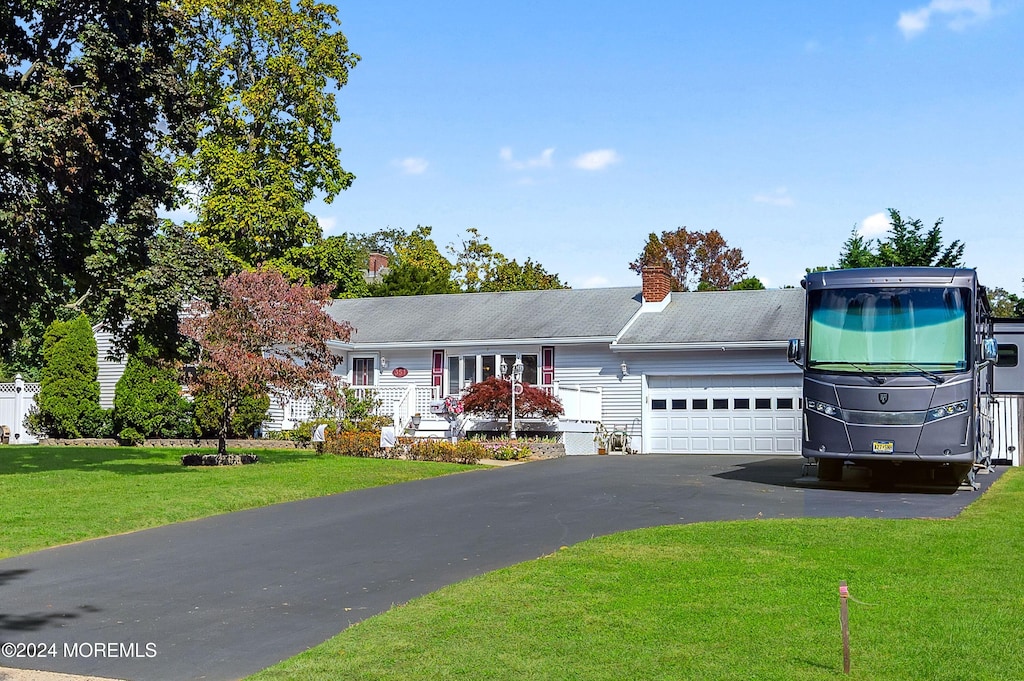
[311,1,1023,292]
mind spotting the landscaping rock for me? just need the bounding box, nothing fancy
[180,453,259,466]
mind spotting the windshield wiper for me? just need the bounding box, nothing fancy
[810,361,887,384]
[895,363,946,384]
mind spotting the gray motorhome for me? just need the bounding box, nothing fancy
[788,267,998,485]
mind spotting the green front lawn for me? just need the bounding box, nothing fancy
[251,468,1024,681]
[0,445,470,559]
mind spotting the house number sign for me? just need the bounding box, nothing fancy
[391,367,409,378]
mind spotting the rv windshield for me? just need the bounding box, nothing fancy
[807,286,969,374]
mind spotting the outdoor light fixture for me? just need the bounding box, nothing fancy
[620,362,629,377]
[379,356,388,369]
[510,354,524,440]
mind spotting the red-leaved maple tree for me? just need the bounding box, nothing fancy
[460,377,564,430]
[180,268,353,454]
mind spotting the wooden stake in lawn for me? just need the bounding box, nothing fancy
[840,580,850,674]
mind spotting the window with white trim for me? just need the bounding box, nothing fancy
[351,357,375,386]
[446,353,540,394]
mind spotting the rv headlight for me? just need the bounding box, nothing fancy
[807,399,840,418]
[925,400,968,423]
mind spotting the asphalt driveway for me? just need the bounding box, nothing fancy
[0,455,1005,681]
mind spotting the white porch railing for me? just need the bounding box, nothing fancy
[553,383,602,422]
[265,383,602,432]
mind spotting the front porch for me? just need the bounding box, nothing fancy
[266,383,603,441]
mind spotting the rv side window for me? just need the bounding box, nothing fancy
[997,344,1018,368]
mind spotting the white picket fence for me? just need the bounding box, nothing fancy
[0,375,40,444]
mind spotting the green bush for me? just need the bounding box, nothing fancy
[292,419,337,443]
[118,427,146,446]
[113,340,194,443]
[31,314,109,438]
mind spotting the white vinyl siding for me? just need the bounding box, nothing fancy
[95,326,128,409]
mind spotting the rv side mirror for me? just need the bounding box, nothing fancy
[983,337,998,363]
[787,338,802,364]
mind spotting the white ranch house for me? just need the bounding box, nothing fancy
[281,267,808,455]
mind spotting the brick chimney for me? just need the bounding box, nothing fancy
[368,252,389,275]
[641,265,672,303]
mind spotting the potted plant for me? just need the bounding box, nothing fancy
[594,423,609,455]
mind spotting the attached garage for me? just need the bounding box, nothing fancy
[645,374,801,454]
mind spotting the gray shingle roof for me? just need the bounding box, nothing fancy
[615,288,805,346]
[326,287,643,345]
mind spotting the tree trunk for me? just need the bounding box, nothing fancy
[218,405,230,456]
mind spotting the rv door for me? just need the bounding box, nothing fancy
[994,320,1024,394]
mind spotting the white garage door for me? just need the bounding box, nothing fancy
[646,375,801,454]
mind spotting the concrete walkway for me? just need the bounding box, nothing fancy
[0,455,1003,681]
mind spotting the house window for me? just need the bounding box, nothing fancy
[500,355,539,384]
[671,399,687,410]
[352,358,375,386]
[755,398,772,410]
[777,397,795,409]
[652,399,667,410]
[448,357,460,395]
[692,399,708,410]
[734,398,750,410]
[713,398,729,410]
[481,355,497,381]
[447,353,540,394]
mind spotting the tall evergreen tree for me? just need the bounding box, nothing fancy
[30,314,106,438]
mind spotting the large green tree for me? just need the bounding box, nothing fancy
[836,209,965,269]
[630,228,749,291]
[1,1,184,356]
[268,234,370,298]
[449,228,567,292]
[175,0,359,265]
[370,226,457,297]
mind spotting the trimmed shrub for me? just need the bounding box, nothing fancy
[30,314,109,438]
[324,431,381,458]
[405,439,484,465]
[113,340,194,443]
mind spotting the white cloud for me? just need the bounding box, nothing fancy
[573,149,621,171]
[577,274,612,288]
[897,0,992,38]
[753,187,795,207]
[395,157,429,174]
[316,215,338,233]
[858,212,891,237]
[501,147,555,170]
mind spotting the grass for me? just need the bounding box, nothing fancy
[250,468,1024,681]
[0,445,471,559]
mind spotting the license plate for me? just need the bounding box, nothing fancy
[872,440,894,454]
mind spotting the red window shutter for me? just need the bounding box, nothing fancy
[542,346,554,385]
[432,350,444,387]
